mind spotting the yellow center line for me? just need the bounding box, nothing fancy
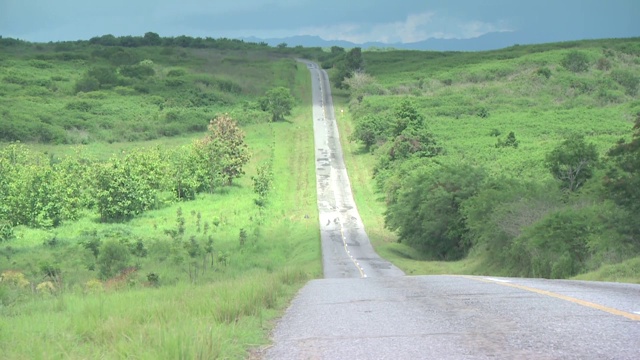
[462,276,640,321]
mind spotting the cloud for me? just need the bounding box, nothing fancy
[293,11,512,44]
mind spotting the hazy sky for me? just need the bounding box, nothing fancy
[1,0,638,44]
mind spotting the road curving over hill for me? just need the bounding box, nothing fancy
[261,61,640,360]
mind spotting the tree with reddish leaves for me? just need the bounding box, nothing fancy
[197,114,251,186]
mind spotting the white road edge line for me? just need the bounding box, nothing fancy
[484,277,511,283]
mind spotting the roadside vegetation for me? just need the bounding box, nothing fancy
[0,36,321,359]
[336,38,640,282]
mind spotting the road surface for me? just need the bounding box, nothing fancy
[261,61,640,359]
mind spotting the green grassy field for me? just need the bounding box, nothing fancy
[0,63,321,359]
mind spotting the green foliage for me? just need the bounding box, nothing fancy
[517,207,593,278]
[385,163,486,260]
[495,131,519,148]
[393,99,424,136]
[94,151,165,222]
[610,69,639,96]
[0,221,13,242]
[604,114,640,216]
[252,161,274,207]
[264,86,295,121]
[198,114,251,185]
[536,66,552,79]
[87,66,119,88]
[167,145,215,199]
[561,50,591,73]
[545,134,599,192]
[349,113,391,150]
[596,57,612,71]
[333,47,365,88]
[0,144,82,228]
[387,127,441,162]
[119,64,155,79]
[74,76,100,93]
[97,239,131,279]
[463,179,563,274]
[476,106,490,118]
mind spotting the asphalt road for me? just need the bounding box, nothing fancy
[262,61,640,359]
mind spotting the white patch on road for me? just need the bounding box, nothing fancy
[485,277,511,283]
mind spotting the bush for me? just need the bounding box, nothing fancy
[0,221,13,242]
[463,179,563,274]
[610,69,639,96]
[167,69,187,77]
[536,67,552,79]
[561,51,590,73]
[596,57,612,71]
[97,240,131,279]
[495,131,519,148]
[385,163,486,260]
[119,64,155,79]
[517,207,593,278]
[74,76,99,93]
[87,67,118,88]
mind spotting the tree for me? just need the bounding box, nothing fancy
[333,47,364,88]
[349,114,390,150]
[604,113,640,214]
[545,134,598,192]
[143,32,162,46]
[393,99,423,136]
[198,114,251,185]
[344,47,364,74]
[264,87,295,122]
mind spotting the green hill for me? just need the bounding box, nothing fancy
[340,37,640,280]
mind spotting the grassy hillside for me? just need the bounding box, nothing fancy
[337,37,640,282]
[0,43,321,358]
[0,40,303,144]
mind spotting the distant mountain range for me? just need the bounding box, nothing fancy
[243,31,596,52]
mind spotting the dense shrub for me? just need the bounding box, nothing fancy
[97,240,131,279]
[561,51,590,73]
[74,76,100,93]
[119,64,155,79]
[385,163,486,260]
[610,69,639,96]
[516,207,593,278]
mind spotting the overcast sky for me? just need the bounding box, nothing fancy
[1,0,638,44]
